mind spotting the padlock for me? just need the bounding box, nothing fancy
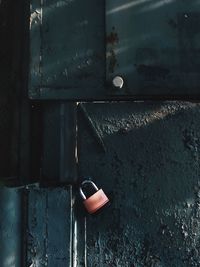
[79,180,109,214]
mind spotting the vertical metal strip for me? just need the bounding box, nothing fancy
[0,188,22,267]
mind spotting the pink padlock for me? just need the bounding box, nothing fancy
[79,180,109,214]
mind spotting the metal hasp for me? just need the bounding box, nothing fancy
[106,0,200,96]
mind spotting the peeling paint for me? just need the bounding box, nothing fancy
[106,30,119,45]
[30,9,41,29]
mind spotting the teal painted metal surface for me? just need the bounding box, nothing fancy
[0,186,73,267]
[77,102,200,266]
[26,187,73,266]
[29,0,200,100]
[106,1,200,96]
[29,0,105,100]
[0,188,22,267]
[3,0,200,266]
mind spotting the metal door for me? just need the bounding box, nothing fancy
[1,1,200,266]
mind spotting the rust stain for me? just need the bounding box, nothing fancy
[108,49,118,74]
[107,27,119,73]
[106,31,119,45]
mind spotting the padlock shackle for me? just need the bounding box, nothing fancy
[79,180,99,200]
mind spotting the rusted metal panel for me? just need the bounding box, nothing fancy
[106,1,200,97]
[29,0,105,100]
[26,187,72,266]
[77,102,200,266]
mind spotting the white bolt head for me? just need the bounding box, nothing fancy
[112,76,124,89]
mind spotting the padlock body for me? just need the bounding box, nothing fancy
[83,189,109,214]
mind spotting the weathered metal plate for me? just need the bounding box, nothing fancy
[26,187,72,266]
[29,0,105,100]
[0,186,73,266]
[78,102,200,266]
[106,1,200,96]
[0,188,22,267]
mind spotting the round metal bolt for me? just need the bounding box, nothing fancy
[112,76,124,89]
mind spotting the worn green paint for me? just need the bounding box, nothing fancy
[77,102,200,266]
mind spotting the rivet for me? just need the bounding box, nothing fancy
[112,76,124,89]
